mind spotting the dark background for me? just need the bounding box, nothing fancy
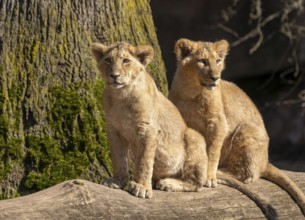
[151,0,305,171]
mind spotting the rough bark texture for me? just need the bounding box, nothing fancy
[0,171,304,219]
[0,0,167,199]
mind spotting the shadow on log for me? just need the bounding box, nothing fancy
[0,171,304,219]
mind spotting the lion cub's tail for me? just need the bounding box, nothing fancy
[262,163,305,216]
[217,171,278,220]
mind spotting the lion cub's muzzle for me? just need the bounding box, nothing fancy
[200,74,220,89]
[110,72,120,80]
[210,75,219,81]
[108,73,125,89]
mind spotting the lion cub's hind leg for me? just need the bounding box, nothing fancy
[156,128,208,192]
[225,123,269,183]
[156,178,202,192]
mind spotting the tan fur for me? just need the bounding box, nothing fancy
[92,42,208,198]
[92,42,280,218]
[169,38,305,215]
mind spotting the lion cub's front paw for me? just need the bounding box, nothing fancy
[205,177,218,188]
[128,181,152,198]
[101,178,126,189]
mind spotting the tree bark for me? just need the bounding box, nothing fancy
[0,171,304,219]
[0,0,167,199]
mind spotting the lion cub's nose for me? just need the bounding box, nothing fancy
[110,73,120,79]
[210,76,219,81]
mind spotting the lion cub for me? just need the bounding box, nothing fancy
[92,42,209,198]
[169,38,305,214]
[91,42,279,217]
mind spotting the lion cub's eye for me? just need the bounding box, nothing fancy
[123,58,130,64]
[198,59,208,65]
[104,57,112,64]
[216,59,222,64]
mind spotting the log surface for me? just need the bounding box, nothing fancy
[0,171,305,220]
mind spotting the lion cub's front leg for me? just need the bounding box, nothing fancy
[206,117,227,188]
[101,127,129,189]
[128,122,157,198]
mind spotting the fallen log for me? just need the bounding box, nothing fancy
[0,171,304,219]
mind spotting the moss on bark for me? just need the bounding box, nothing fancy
[0,0,167,199]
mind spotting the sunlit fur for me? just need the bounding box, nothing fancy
[169,38,305,215]
[92,42,209,199]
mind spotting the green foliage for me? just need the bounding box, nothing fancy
[23,81,111,191]
[0,90,24,183]
[0,0,167,200]
[25,136,85,190]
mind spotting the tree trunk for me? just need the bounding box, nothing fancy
[0,0,167,199]
[0,171,304,219]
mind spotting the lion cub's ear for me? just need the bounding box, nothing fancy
[135,45,154,66]
[214,40,229,59]
[92,43,108,62]
[175,38,196,61]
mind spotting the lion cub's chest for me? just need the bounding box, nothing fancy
[174,98,204,129]
[175,95,224,135]
[106,102,146,141]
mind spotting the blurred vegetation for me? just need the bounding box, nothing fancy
[0,0,167,199]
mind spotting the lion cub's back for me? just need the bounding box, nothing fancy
[155,90,187,140]
[221,80,264,126]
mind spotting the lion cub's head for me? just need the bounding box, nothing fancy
[92,42,154,89]
[175,39,229,89]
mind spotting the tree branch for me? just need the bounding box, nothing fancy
[0,171,304,219]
